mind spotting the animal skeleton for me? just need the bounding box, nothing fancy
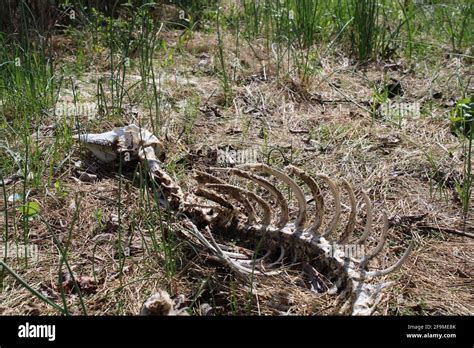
[75,124,413,315]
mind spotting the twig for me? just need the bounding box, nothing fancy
[416,224,474,239]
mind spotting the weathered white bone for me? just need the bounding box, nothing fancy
[286,165,324,236]
[354,190,373,244]
[194,170,225,185]
[194,171,258,223]
[313,174,341,238]
[120,124,164,157]
[222,251,249,260]
[139,146,184,210]
[356,242,414,280]
[239,164,307,230]
[359,213,390,269]
[211,167,289,228]
[140,289,187,316]
[205,183,272,226]
[195,187,235,210]
[244,249,272,265]
[185,221,261,276]
[74,124,164,163]
[268,246,286,268]
[205,183,257,224]
[236,249,282,273]
[350,282,393,315]
[74,128,124,162]
[338,179,356,244]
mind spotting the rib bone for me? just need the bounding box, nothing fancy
[211,167,289,228]
[354,190,373,244]
[286,165,324,236]
[239,164,307,230]
[338,179,357,244]
[204,183,272,226]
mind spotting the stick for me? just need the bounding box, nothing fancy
[416,224,474,239]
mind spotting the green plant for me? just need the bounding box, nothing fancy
[351,0,379,61]
[216,5,232,104]
[18,201,40,218]
[93,207,104,230]
[0,174,8,289]
[136,3,163,133]
[135,158,180,280]
[450,96,473,217]
[43,194,87,314]
[396,0,414,59]
[107,8,136,112]
[370,85,389,122]
[451,96,473,138]
[182,95,201,145]
[241,0,324,81]
[438,2,473,53]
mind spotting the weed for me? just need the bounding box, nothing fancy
[216,5,232,104]
[450,96,473,218]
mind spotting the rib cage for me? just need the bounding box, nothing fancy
[75,124,414,315]
[187,164,413,279]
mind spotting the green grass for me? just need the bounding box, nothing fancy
[216,5,232,103]
[450,96,473,218]
[351,0,379,61]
